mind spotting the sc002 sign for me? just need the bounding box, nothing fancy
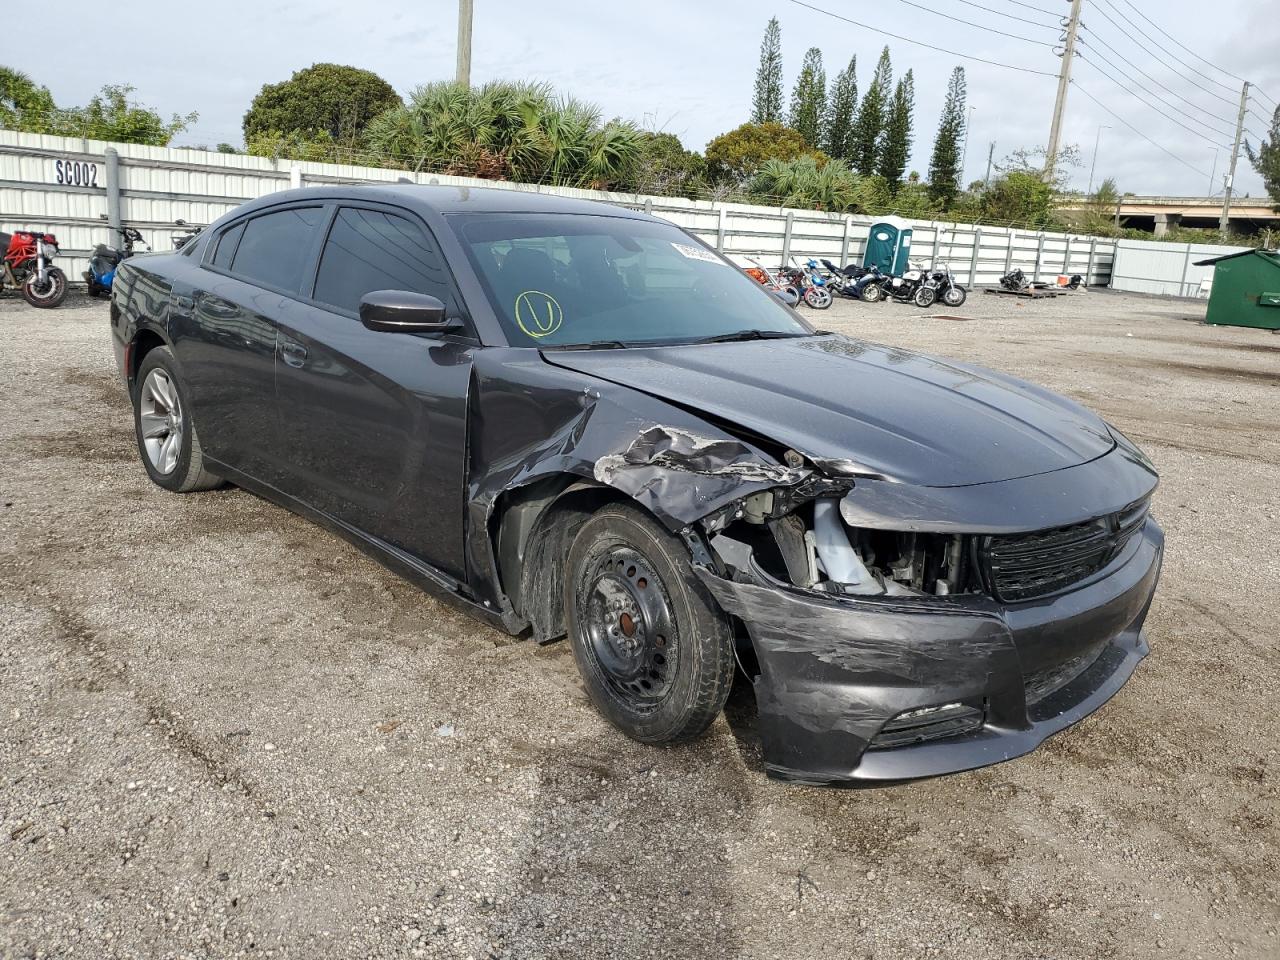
[54,159,100,187]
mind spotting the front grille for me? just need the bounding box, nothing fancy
[982,498,1149,603]
[867,701,985,750]
[1024,642,1107,704]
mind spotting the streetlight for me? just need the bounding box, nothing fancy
[1086,124,1111,196]
[1208,148,1219,197]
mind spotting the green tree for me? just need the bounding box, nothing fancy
[1245,104,1280,212]
[634,132,706,197]
[980,171,1059,228]
[788,48,826,149]
[363,80,645,189]
[877,69,914,191]
[705,121,825,182]
[927,66,966,207]
[850,47,892,175]
[0,67,58,133]
[64,85,196,145]
[823,56,857,163]
[749,155,865,211]
[243,63,401,148]
[751,18,784,125]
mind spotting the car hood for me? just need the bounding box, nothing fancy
[543,335,1115,487]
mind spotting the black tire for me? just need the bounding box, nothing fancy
[22,267,67,308]
[860,282,883,303]
[803,285,833,309]
[943,285,967,307]
[132,346,224,493]
[564,503,735,744]
[914,285,937,308]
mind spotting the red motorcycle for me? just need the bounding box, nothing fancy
[1,229,68,307]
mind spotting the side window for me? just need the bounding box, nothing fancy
[228,206,325,293]
[211,222,244,269]
[312,207,456,316]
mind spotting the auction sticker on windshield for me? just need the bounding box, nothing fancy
[514,290,564,339]
[671,242,725,265]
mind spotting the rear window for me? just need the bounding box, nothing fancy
[228,206,324,294]
[211,222,244,269]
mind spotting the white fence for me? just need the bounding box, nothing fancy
[1109,238,1250,298]
[0,128,1243,296]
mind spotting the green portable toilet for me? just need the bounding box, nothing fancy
[1194,248,1280,330]
[863,216,913,276]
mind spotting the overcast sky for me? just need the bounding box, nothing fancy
[19,0,1278,197]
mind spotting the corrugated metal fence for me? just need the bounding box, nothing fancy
[0,128,1242,296]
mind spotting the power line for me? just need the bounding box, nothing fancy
[1000,0,1060,16]
[784,0,1058,76]
[1091,0,1240,97]
[1114,0,1248,86]
[949,0,1059,30]
[1071,79,1210,179]
[1077,56,1230,149]
[1085,1,1237,109]
[873,0,1055,46]
[1075,41,1236,139]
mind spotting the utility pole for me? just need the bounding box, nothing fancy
[984,141,996,189]
[1045,0,1084,181]
[960,106,977,182]
[1219,80,1250,238]
[456,0,474,88]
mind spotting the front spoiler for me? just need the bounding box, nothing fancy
[698,520,1163,785]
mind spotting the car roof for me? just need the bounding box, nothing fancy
[234,183,655,220]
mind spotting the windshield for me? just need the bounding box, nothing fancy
[449,213,811,347]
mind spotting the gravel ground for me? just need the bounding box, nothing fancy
[1,286,1277,960]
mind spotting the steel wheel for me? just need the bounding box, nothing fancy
[22,268,67,308]
[914,285,937,308]
[138,368,184,475]
[943,285,967,307]
[580,546,677,711]
[860,282,883,303]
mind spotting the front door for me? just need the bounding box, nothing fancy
[273,204,474,580]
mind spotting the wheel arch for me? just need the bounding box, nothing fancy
[128,328,169,385]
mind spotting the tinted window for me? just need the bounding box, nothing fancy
[452,214,808,347]
[211,222,244,269]
[313,207,454,315]
[228,206,324,293]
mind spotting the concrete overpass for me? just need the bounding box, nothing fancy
[1059,195,1279,237]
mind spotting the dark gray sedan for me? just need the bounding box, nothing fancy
[110,185,1162,785]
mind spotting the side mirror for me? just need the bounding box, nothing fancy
[359,289,457,334]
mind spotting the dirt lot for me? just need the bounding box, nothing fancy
[1,286,1277,960]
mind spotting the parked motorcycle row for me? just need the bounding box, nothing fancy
[745,256,969,310]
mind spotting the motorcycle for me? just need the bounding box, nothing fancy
[84,226,148,298]
[918,262,968,308]
[172,220,203,250]
[789,257,833,309]
[1,229,68,308]
[744,258,801,307]
[875,261,929,305]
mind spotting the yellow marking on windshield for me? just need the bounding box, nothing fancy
[514,290,564,339]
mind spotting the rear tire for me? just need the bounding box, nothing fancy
[860,282,883,303]
[564,504,735,745]
[914,285,937,308]
[133,346,224,493]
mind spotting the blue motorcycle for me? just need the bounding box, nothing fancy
[791,258,833,309]
[84,226,146,298]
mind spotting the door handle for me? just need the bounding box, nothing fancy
[280,341,308,368]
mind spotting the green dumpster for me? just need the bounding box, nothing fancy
[1194,248,1280,330]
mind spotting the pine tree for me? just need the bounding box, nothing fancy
[877,69,914,192]
[789,47,826,149]
[751,18,784,125]
[927,66,967,207]
[850,47,892,175]
[1246,103,1280,212]
[823,56,857,163]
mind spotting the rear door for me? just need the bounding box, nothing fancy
[169,203,327,486]
[272,203,474,580]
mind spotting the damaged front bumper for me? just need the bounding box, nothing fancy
[698,518,1163,785]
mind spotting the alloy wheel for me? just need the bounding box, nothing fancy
[138,368,184,475]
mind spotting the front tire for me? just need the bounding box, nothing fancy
[943,285,967,307]
[133,346,223,493]
[564,504,735,745]
[22,267,67,308]
[803,285,833,309]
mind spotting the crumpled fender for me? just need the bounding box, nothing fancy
[462,349,824,630]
